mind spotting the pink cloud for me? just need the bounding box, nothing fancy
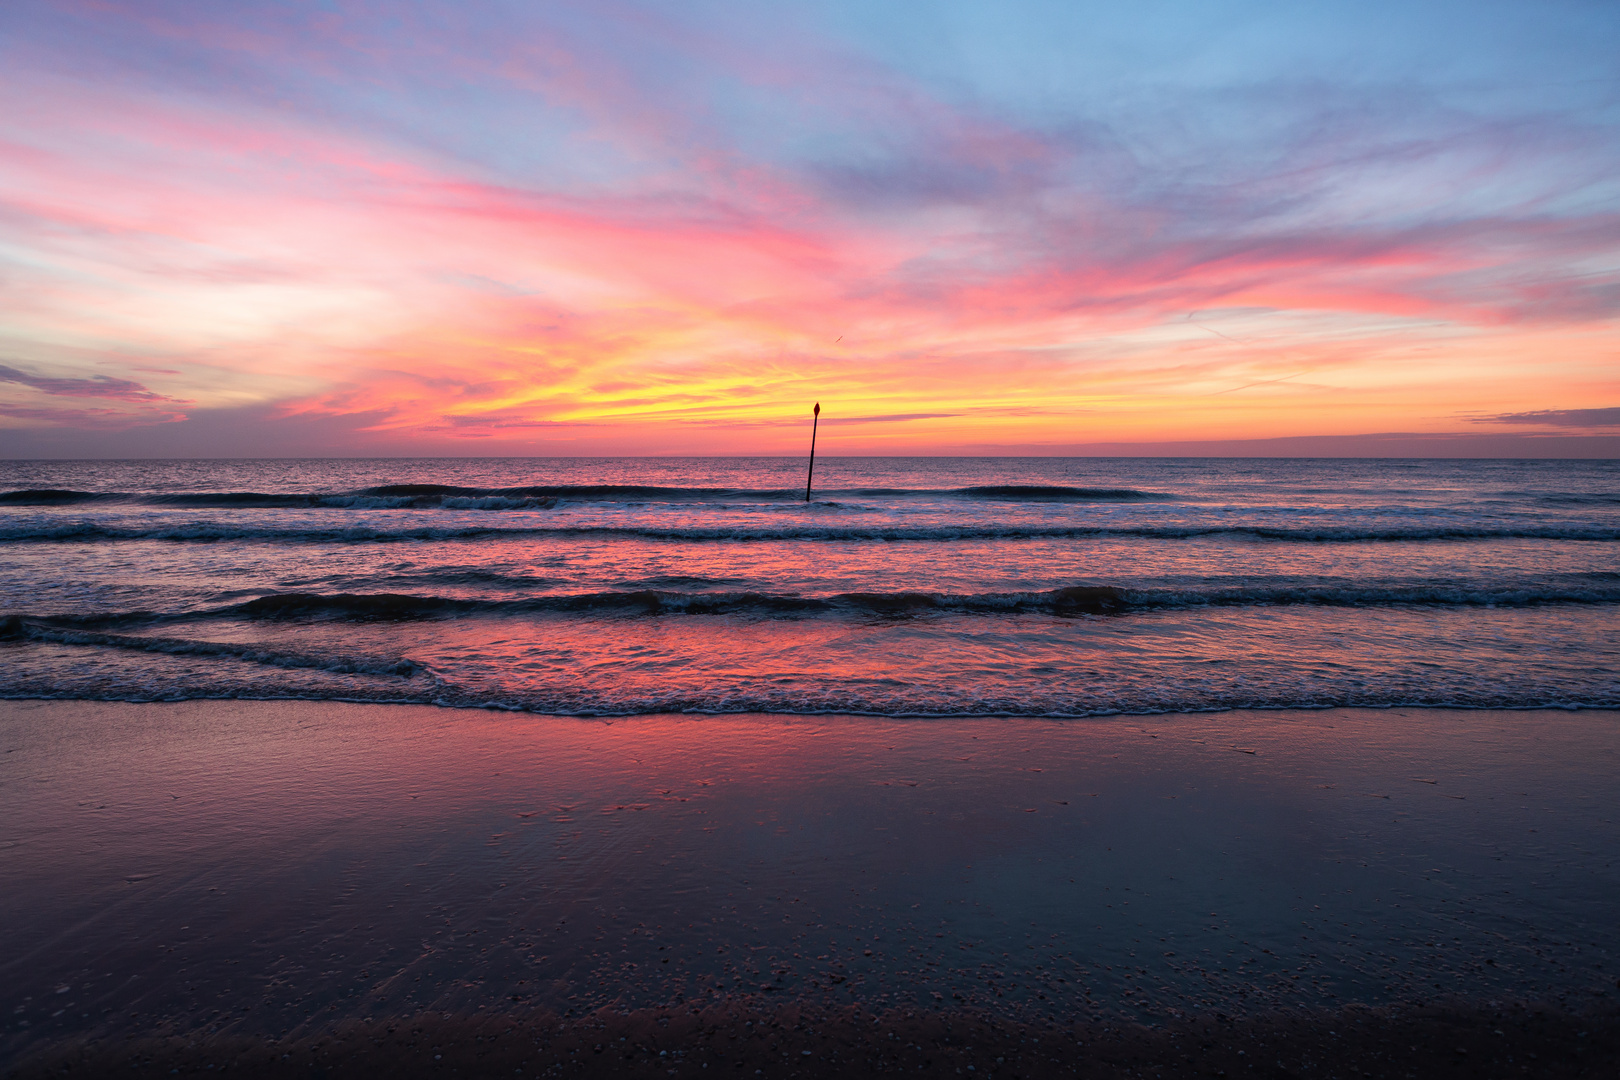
[2,5,1618,452]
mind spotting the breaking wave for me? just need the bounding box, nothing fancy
[0,615,422,677]
[206,582,1620,617]
[0,483,1174,509]
[3,521,1618,544]
[8,579,1617,635]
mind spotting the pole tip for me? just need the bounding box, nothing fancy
[814,402,820,414]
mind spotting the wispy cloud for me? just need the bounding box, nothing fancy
[1,1,1618,451]
[819,412,960,425]
[1473,408,1620,428]
[0,363,187,403]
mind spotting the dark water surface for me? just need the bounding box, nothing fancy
[3,700,1616,1059]
[2,457,1617,714]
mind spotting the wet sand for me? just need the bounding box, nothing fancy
[15,1000,1620,1078]
[3,700,1618,1075]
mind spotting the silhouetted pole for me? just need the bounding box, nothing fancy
[805,402,820,502]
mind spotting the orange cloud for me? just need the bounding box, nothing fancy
[2,3,1617,454]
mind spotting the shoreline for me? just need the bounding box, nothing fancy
[5,700,1618,1072]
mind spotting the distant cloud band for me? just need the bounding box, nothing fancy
[819,412,961,425]
[0,363,183,404]
[1473,408,1620,428]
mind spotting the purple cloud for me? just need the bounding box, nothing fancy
[1473,408,1620,428]
[0,363,187,403]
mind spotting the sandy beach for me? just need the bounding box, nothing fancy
[3,700,1617,1075]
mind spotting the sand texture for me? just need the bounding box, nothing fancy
[3,700,1618,1075]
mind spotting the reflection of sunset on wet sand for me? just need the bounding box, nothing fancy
[7,703,1617,1033]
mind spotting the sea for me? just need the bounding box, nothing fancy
[2,456,1617,716]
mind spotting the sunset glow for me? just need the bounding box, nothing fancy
[6,8,1620,1066]
[2,1,1617,455]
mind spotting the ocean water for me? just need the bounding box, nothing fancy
[1,456,1617,716]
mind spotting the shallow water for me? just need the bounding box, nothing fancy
[2,457,1617,714]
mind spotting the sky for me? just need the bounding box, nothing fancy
[1,0,1618,457]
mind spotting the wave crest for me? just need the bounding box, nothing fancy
[0,482,1174,509]
[4,522,1618,544]
[3,619,422,677]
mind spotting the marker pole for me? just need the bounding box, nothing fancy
[805,402,820,502]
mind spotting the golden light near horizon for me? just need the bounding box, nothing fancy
[1,1,1617,456]
[4,8,1620,1072]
